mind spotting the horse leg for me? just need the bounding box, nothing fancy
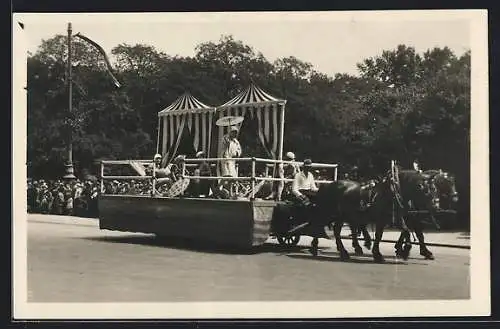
[333,221,350,260]
[362,224,372,250]
[415,222,434,260]
[395,229,412,260]
[350,224,364,256]
[394,231,405,253]
[309,236,319,257]
[372,223,385,263]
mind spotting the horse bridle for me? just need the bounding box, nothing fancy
[418,175,440,208]
[437,172,458,200]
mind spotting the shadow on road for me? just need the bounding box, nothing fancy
[81,235,265,255]
[319,250,430,265]
[255,243,330,254]
[82,235,326,256]
[286,253,407,265]
[80,234,339,256]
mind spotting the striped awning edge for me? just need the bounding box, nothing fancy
[219,83,285,109]
[158,92,216,117]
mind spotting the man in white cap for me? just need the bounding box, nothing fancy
[284,152,300,178]
[281,151,301,200]
[292,158,319,207]
[153,153,162,169]
[266,151,300,201]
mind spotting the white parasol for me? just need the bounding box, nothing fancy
[215,116,244,127]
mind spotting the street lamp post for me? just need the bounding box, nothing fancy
[63,22,76,180]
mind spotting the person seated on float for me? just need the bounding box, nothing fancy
[166,155,185,180]
[148,154,170,186]
[291,158,319,208]
[150,154,184,192]
[189,151,213,197]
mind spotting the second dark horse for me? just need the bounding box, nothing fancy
[304,170,439,262]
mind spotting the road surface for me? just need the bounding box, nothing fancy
[27,215,470,302]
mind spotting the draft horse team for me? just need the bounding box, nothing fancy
[278,161,458,263]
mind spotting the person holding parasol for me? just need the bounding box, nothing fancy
[216,116,244,198]
[221,125,242,177]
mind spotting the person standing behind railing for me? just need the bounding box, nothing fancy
[220,126,242,198]
[265,151,300,201]
[220,126,241,178]
[282,152,301,200]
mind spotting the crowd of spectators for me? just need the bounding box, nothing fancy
[26,166,336,218]
[27,178,100,217]
[26,178,162,218]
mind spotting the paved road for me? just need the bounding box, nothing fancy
[27,215,470,302]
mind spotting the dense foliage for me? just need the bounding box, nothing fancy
[27,35,470,223]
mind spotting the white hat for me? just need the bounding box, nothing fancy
[154,153,162,159]
[196,151,205,158]
[286,152,295,159]
[230,126,239,132]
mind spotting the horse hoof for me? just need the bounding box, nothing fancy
[395,249,409,260]
[421,251,435,260]
[373,254,385,263]
[340,251,350,261]
[354,247,364,256]
[308,247,318,257]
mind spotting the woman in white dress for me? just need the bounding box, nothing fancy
[220,126,242,177]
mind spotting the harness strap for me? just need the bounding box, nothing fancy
[390,161,408,229]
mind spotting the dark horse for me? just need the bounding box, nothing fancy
[394,169,458,259]
[305,169,439,262]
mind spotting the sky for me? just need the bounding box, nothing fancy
[15,11,472,77]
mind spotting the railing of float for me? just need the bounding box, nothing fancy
[100,157,338,199]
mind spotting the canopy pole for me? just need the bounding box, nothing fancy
[278,101,286,161]
[156,117,161,155]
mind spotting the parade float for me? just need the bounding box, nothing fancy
[98,83,339,249]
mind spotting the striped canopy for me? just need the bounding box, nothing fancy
[156,84,288,168]
[219,83,285,108]
[216,83,287,162]
[157,92,216,165]
[158,92,215,117]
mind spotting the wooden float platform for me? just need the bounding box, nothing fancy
[98,195,280,249]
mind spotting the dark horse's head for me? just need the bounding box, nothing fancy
[397,169,441,211]
[423,170,459,208]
